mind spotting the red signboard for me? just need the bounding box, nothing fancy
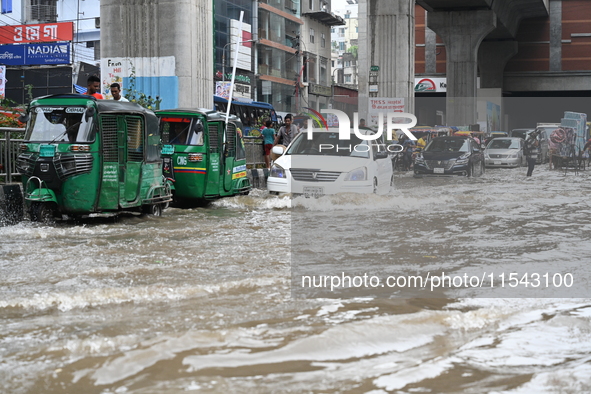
[0,22,73,44]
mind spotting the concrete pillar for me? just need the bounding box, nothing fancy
[101,0,213,108]
[549,0,562,72]
[425,24,437,75]
[428,10,496,126]
[478,40,518,89]
[358,0,414,126]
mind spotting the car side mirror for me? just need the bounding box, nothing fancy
[374,149,388,160]
[18,113,30,123]
[192,119,204,134]
[272,145,285,156]
[84,107,95,122]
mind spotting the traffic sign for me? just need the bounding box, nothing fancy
[370,65,380,72]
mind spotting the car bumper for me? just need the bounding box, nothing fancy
[485,158,520,168]
[413,162,471,176]
[267,176,290,194]
[267,176,374,195]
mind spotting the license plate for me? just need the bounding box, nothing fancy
[433,168,444,174]
[494,161,501,165]
[303,186,324,198]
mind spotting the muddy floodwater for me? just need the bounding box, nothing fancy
[2,166,591,393]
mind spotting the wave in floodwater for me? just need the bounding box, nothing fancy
[2,166,591,393]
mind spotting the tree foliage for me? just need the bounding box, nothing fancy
[124,67,162,110]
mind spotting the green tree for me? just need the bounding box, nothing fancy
[124,66,162,110]
[348,45,358,59]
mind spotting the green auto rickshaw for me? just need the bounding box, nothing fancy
[155,109,251,205]
[17,94,172,221]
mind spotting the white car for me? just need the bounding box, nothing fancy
[267,128,394,197]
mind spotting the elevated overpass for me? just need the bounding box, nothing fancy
[359,0,549,126]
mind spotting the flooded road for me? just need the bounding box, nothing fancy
[2,166,591,393]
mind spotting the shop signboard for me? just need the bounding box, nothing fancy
[0,43,70,66]
[0,22,74,44]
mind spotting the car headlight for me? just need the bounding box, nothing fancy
[508,152,518,158]
[269,163,286,178]
[414,153,424,163]
[484,152,490,159]
[344,166,367,181]
[456,153,470,164]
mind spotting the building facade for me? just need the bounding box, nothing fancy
[0,0,100,103]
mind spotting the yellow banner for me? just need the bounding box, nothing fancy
[232,171,247,179]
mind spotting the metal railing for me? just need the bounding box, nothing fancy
[244,137,265,168]
[0,127,25,184]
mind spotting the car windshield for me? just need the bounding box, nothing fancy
[159,117,204,146]
[511,130,530,139]
[488,139,520,149]
[25,106,95,143]
[286,131,370,158]
[425,138,469,153]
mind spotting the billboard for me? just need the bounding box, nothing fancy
[0,43,70,66]
[0,22,74,44]
[229,20,252,72]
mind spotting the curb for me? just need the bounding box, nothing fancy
[247,168,269,189]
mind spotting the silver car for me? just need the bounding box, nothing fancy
[484,137,526,168]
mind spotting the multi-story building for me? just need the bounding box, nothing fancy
[299,0,344,111]
[330,2,358,88]
[255,0,303,113]
[0,0,100,103]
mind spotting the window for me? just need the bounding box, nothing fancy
[310,28,315,44]
[331,60,334,67]
[356,27,358,33]
[30,0,57,22]
[339,42,346,51]
[321,33,325,48]
[345,74,352,83]
[320,57,328,85]
[345,60,351,67]
[331,28,335,33]
[345,14,350,19]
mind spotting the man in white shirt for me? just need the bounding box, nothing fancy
[110,83,129,102]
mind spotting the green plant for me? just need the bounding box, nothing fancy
[124,66,162,110]
[25,84,34,103]
[0,97,25,128]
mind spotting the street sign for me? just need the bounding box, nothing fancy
[369,84,379,93]
[369,72,378,77]
[370,65,380,72]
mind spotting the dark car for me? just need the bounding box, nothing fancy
[414,136,485,176]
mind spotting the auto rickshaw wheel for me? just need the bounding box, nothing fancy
[30,202,57,223]
[143,204,162,217]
